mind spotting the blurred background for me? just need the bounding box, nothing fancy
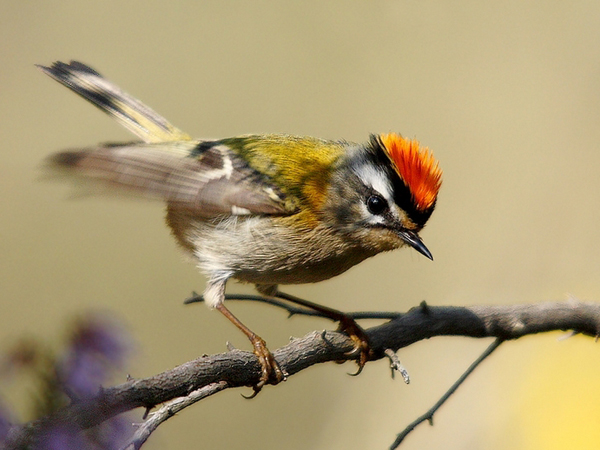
[2,1,600,448]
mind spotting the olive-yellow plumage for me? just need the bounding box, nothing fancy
[39,61,442,394]
[222,134,345,217]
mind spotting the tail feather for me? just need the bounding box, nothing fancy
[37,61,192,143]
[45,141,291,217]
[46,141,203,205]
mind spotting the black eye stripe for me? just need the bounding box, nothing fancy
[366,135,436,229]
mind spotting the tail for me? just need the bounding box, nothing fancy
[37,61,192,143]
[45,141,291,217]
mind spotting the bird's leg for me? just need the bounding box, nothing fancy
[205,280,285,396]
[215,302,285,395]
[273,290,372,374]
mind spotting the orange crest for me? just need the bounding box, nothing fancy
[379,133,442,211]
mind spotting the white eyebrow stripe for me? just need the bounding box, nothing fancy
[354,164,394,204]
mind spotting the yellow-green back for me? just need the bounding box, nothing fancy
[221,134,346,212]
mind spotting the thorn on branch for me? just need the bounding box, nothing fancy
[183,291,202,305]
[320,330,334,348]
[8,300,600,449]
[384,349,410,384]
[390,339,503,449]
[557,330,579,341]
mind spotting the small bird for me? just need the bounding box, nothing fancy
[39,61,442,394]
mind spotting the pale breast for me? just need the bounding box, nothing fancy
[165,207,377,286]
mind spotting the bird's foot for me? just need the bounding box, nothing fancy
[243,335,286,399]
[337,316,372,375]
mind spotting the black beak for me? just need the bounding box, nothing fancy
[398,230,433,260]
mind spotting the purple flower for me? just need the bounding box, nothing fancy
[59,315,131,399]
[92,415,133,450]
[0,313,134,448]
[38,423,88,450]
[70,315,130,367]
[0,402,11,443]
[36,417,132,450]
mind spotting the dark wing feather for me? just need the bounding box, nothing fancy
[48,140,296,217]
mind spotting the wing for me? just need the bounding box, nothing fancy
[37,61,191,143]
[48,140,298,217]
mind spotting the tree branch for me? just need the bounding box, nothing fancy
[120,381,229,450]
[390,338,503,449]
[6,298,600,448]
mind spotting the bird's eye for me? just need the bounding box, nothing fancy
[366,194,388,215]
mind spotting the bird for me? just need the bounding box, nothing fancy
[38,60,442,395]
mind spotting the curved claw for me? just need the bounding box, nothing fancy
[338,317,372,374]
[270,290,373,373]
[345,345,369,376]
[242,335,286,398]
[242,386,262,399]
[347,364,365,377]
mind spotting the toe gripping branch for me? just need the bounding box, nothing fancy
[184,290,375,393]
